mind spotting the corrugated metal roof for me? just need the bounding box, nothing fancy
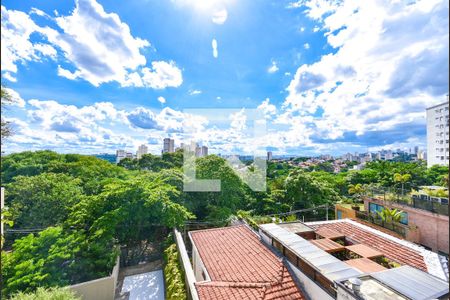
[372,266,449,300]
[260,223,361,282]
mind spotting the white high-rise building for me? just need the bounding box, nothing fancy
[163,138,175,153]
[201,146,208,157]
[116,149,126,163]
[267,151,273,161]
[136,144,148,159]
[426,101,449,167]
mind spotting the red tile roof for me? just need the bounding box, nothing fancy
[308,221,428,271]
[190,225,305,300]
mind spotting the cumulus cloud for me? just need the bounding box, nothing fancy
[2,88,26,107]
[303,43,310,49]
[158,96,166,104]
[2,72,17,82]
[127,107,161,130]
[212,39,218,58]
[267,61,279,73]
[1,1,183,89]
[257,98,277,119]
[1,5,57,74]
[139,61,183,89]
[283,0,449,144]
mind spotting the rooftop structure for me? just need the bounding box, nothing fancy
[260,220,449,299]
[306,219,448,279]
[189,225,305,300]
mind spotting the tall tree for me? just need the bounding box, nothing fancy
[1,85,14,143]
[6,173,84,228]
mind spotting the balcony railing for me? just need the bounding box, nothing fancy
[355,210,409,237]
[364,187,449,216]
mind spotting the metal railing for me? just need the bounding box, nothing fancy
[364,187,449,216]
[355,210,409,237]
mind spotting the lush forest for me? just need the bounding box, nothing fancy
[1,150,448,297]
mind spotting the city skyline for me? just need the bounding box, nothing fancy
[1,0,449,156]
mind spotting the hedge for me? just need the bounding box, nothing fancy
[163,243,187,300]
[10,287,81,300]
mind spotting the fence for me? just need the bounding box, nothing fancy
[364,187,449,216]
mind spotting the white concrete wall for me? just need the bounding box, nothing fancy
[174,229,199,300]
[69,256,120,300]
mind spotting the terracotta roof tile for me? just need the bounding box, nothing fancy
[191,225,305,300]
[308,222,428,271]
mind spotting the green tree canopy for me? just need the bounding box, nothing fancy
[6,173,84,229]
[284,169,342,210]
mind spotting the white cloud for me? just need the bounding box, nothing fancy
[57,66,81,80]
[300,26,305,32]
[257,98,277,119]
[286,1,303,9]
[188,89,202,95]
[1,5,57,73]
[48,0,150,87]
[283,0,449,142]
[212,8,228,24]
[313,26,320,32]
[140,61,183,89]
[212,39,218,58]
[30,7,49,17]
[2,1,183,89]
[303,43,310,49]
[158,96,166,104]
[268,61,279,73]
[2,72,17,82]
[3,88,26,107]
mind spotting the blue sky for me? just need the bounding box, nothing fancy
[1,0,448,156]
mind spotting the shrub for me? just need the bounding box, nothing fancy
[10,287,80,300]
[163,243,187,300]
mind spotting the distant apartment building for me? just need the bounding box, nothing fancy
[116,150,126,163]
[267,151,273,161]
[200,146,208,157]
[136,144,148,159]
[427,101,449,167]
[116,149,134,163]
[163,138,175,153]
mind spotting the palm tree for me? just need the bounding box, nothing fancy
[348,183,365,203]
[393,173,411,197]
[377,207,404,223]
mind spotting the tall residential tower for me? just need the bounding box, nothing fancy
[426,101,449,167]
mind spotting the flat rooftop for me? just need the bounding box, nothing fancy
[189,225,305,300]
